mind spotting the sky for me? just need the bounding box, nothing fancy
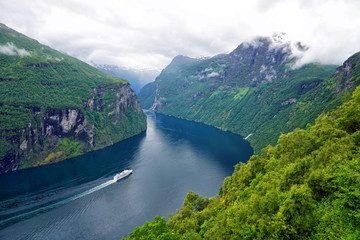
[1,0,360,70]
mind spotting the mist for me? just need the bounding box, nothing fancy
[1,0,360,69]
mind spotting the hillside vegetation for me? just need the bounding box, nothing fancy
[123,80,360,240]
[0,23,146,173]
[138,37,360,153]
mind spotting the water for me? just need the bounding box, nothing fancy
[0,111,253,239]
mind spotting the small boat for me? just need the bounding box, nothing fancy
[113,169,133,182]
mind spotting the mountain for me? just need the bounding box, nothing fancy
[95,64,159,93]
[123,55,360,239]
[138,36,360,153]
[0,23,146,174]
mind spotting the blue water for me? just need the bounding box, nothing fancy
[0,111,253,239]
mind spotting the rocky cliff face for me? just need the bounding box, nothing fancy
[138,36,350,153]
[225,37,293,87]
[0,83,145,174]
[140,37,298,110]
[333,53,360,92]
[0,23,146,174]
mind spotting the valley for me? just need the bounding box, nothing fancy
[1,1,360,238]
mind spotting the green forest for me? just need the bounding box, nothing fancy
[123,81,360,240]
[138,39,360,154]
[0,23,146,172]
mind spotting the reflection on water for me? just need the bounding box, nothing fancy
[0,111,253,239]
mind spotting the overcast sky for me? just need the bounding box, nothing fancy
[1,0,360,70]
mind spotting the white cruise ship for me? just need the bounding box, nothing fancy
[113,169,133,182]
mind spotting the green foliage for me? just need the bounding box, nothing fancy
[0,23,128,112]
[0,24,146,171]
[0,105,33,130]
[55,138,84,158]
[123,216,180,240]
[138,82,157,109]
[125,85,360,239]
[233,87,250,100]
[103,90,118,105]
[0,138,10,160]
[139,39,346,154]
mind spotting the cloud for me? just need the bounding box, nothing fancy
[0,42,30,56]
[207,72,220,78]
[0,0,360,70]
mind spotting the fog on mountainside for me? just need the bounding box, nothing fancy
[94,64,159,93]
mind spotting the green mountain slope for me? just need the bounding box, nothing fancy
[138,37,356,153]
[0,23,146,173]
[123,69,360,240]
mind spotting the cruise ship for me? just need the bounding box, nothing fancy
[113,169,133,182]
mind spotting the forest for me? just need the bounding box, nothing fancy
[138,39,360,154]
[123,84,360,239]
[0,23,146,172]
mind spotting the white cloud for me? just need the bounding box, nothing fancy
[207,72,220,78]
[0,0,360,69]
[0,42,30,56]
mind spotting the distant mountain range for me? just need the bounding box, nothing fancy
[94,64,159,93]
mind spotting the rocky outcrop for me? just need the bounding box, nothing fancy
[334,55,359,92]
[0,83,145,174]
[301,81,319,89]
[226,37,293,87]
[138,35,343,154]
[141,36,298,112]
[0,24,147,174]
[188,91,205,100]
[281,98,297,106]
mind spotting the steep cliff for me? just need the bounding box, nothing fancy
[0,24,146,173]
[139,37,360,152]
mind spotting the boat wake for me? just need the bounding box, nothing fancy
[0,178,117,227]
